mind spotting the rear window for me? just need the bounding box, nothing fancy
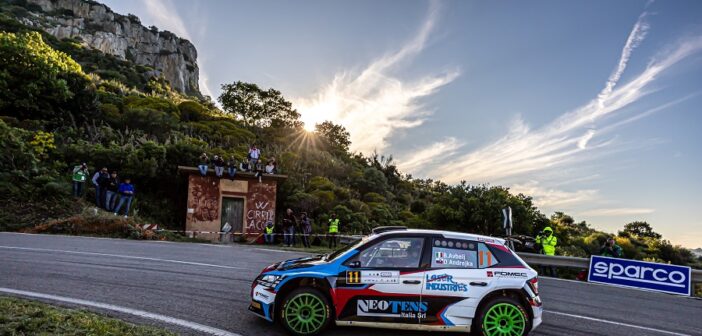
[477,243,499,268]
[430,238,478,269]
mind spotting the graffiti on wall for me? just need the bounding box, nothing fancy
[187,175,220,222]
[246,182,276,233]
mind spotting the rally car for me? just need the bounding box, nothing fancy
[249,227,542,335]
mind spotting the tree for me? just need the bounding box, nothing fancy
[0,31,92,123]
[315,121,350,152]
[218,81,300,128]
[620,221,662,239]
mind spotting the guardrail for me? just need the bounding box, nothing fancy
[517,252,702,284]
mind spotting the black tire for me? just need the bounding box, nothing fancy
[279,287,332,336]
[472,295,532,336]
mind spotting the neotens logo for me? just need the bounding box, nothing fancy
[591,261,687,288]
[357,299,428,318]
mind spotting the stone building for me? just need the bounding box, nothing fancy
[177,166,286,241]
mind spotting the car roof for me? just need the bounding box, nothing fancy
[374,228,506,245]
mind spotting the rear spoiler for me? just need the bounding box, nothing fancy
[371,226,408,235]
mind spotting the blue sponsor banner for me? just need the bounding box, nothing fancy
[588,255,691,296]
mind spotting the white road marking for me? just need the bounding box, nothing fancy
[0,246,245,270]
[546,310,691,336]
[0,287,241,336]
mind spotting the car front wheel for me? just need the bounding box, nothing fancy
[279,287,331,335]
[473,295,531,336]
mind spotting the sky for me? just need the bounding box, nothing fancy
[102,0,702,248]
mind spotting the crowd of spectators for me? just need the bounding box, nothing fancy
[197,144,277,182]
[264,208,340,248]
[71,163,135,218]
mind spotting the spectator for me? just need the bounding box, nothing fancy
[255,161,264,182]
[264,160,275,174]
[328,213,340,248]
[213,155,225,177]
[600,237,624,258]
[113,177,135,218]
[248,144,261,168]
[198,153,209,176]
[264,220,274,244]
[71,163,89,197]
[239,160,250,172]
[227,156,238,179]
[300,213,312,248]
[536,227,558,276]
[104,171,120,211]
[92,167,109,208]
[282,208,296,247]
[97,169,111,210]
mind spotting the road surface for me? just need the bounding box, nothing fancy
[1,233,700,335]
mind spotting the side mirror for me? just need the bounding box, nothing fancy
[348,260,361,268]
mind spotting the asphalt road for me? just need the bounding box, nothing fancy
[1,233,701,336]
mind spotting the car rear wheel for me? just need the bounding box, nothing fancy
[473,296,531,336]
[279,287,331,335]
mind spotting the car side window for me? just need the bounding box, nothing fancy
[430,238,478,269]
[358,237,424,268]
[477,243,499,268]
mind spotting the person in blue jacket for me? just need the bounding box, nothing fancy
[113,178,135,218]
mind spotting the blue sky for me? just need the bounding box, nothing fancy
[102,0,702,248]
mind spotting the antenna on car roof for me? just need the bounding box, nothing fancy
[371,226,408,235]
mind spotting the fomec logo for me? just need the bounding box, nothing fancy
[588,256,692,296]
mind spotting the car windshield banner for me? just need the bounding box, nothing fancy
[588,255,692,296]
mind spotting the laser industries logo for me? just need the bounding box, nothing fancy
[425,273,468,292]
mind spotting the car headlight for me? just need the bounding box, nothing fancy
[258,274,284,288]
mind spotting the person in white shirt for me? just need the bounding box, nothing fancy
[248,144,261,168]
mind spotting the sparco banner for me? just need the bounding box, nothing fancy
[588,255,691,296]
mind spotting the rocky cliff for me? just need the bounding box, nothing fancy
[20,0,200,95]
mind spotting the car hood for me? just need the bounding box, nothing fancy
[276,255,328,271]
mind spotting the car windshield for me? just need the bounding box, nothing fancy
[324,235,374,261]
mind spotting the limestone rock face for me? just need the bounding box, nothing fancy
[23,0,200,95]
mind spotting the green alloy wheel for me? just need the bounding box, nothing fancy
[280,288,331,335]
[475,296,531,336]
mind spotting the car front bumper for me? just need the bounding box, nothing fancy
[249,283,276,322]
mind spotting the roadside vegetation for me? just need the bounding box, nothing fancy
[0,296,175,335]
[0,1,700,273]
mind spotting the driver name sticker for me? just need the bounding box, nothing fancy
[432,247,476,268]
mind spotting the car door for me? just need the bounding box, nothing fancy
[335,235,427,325]
[419,237,498,327]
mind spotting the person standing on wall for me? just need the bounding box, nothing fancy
[282,208,296,247]
[300,213,312,248]
[248,144,261,168]
[71,163,89,197]
[113,177,135,218]
[328,213,340,249]
[535,226,558,277]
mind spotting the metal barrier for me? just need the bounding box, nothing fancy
[517,252,702,284]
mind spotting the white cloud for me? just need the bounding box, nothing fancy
[579,208,655,216]
[144,0,191,40]
[431,16,702,185]
[510,181,598,208]
[396,137,464,176]
[293,1,459,153]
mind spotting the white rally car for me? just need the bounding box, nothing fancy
[250,227,543,335]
